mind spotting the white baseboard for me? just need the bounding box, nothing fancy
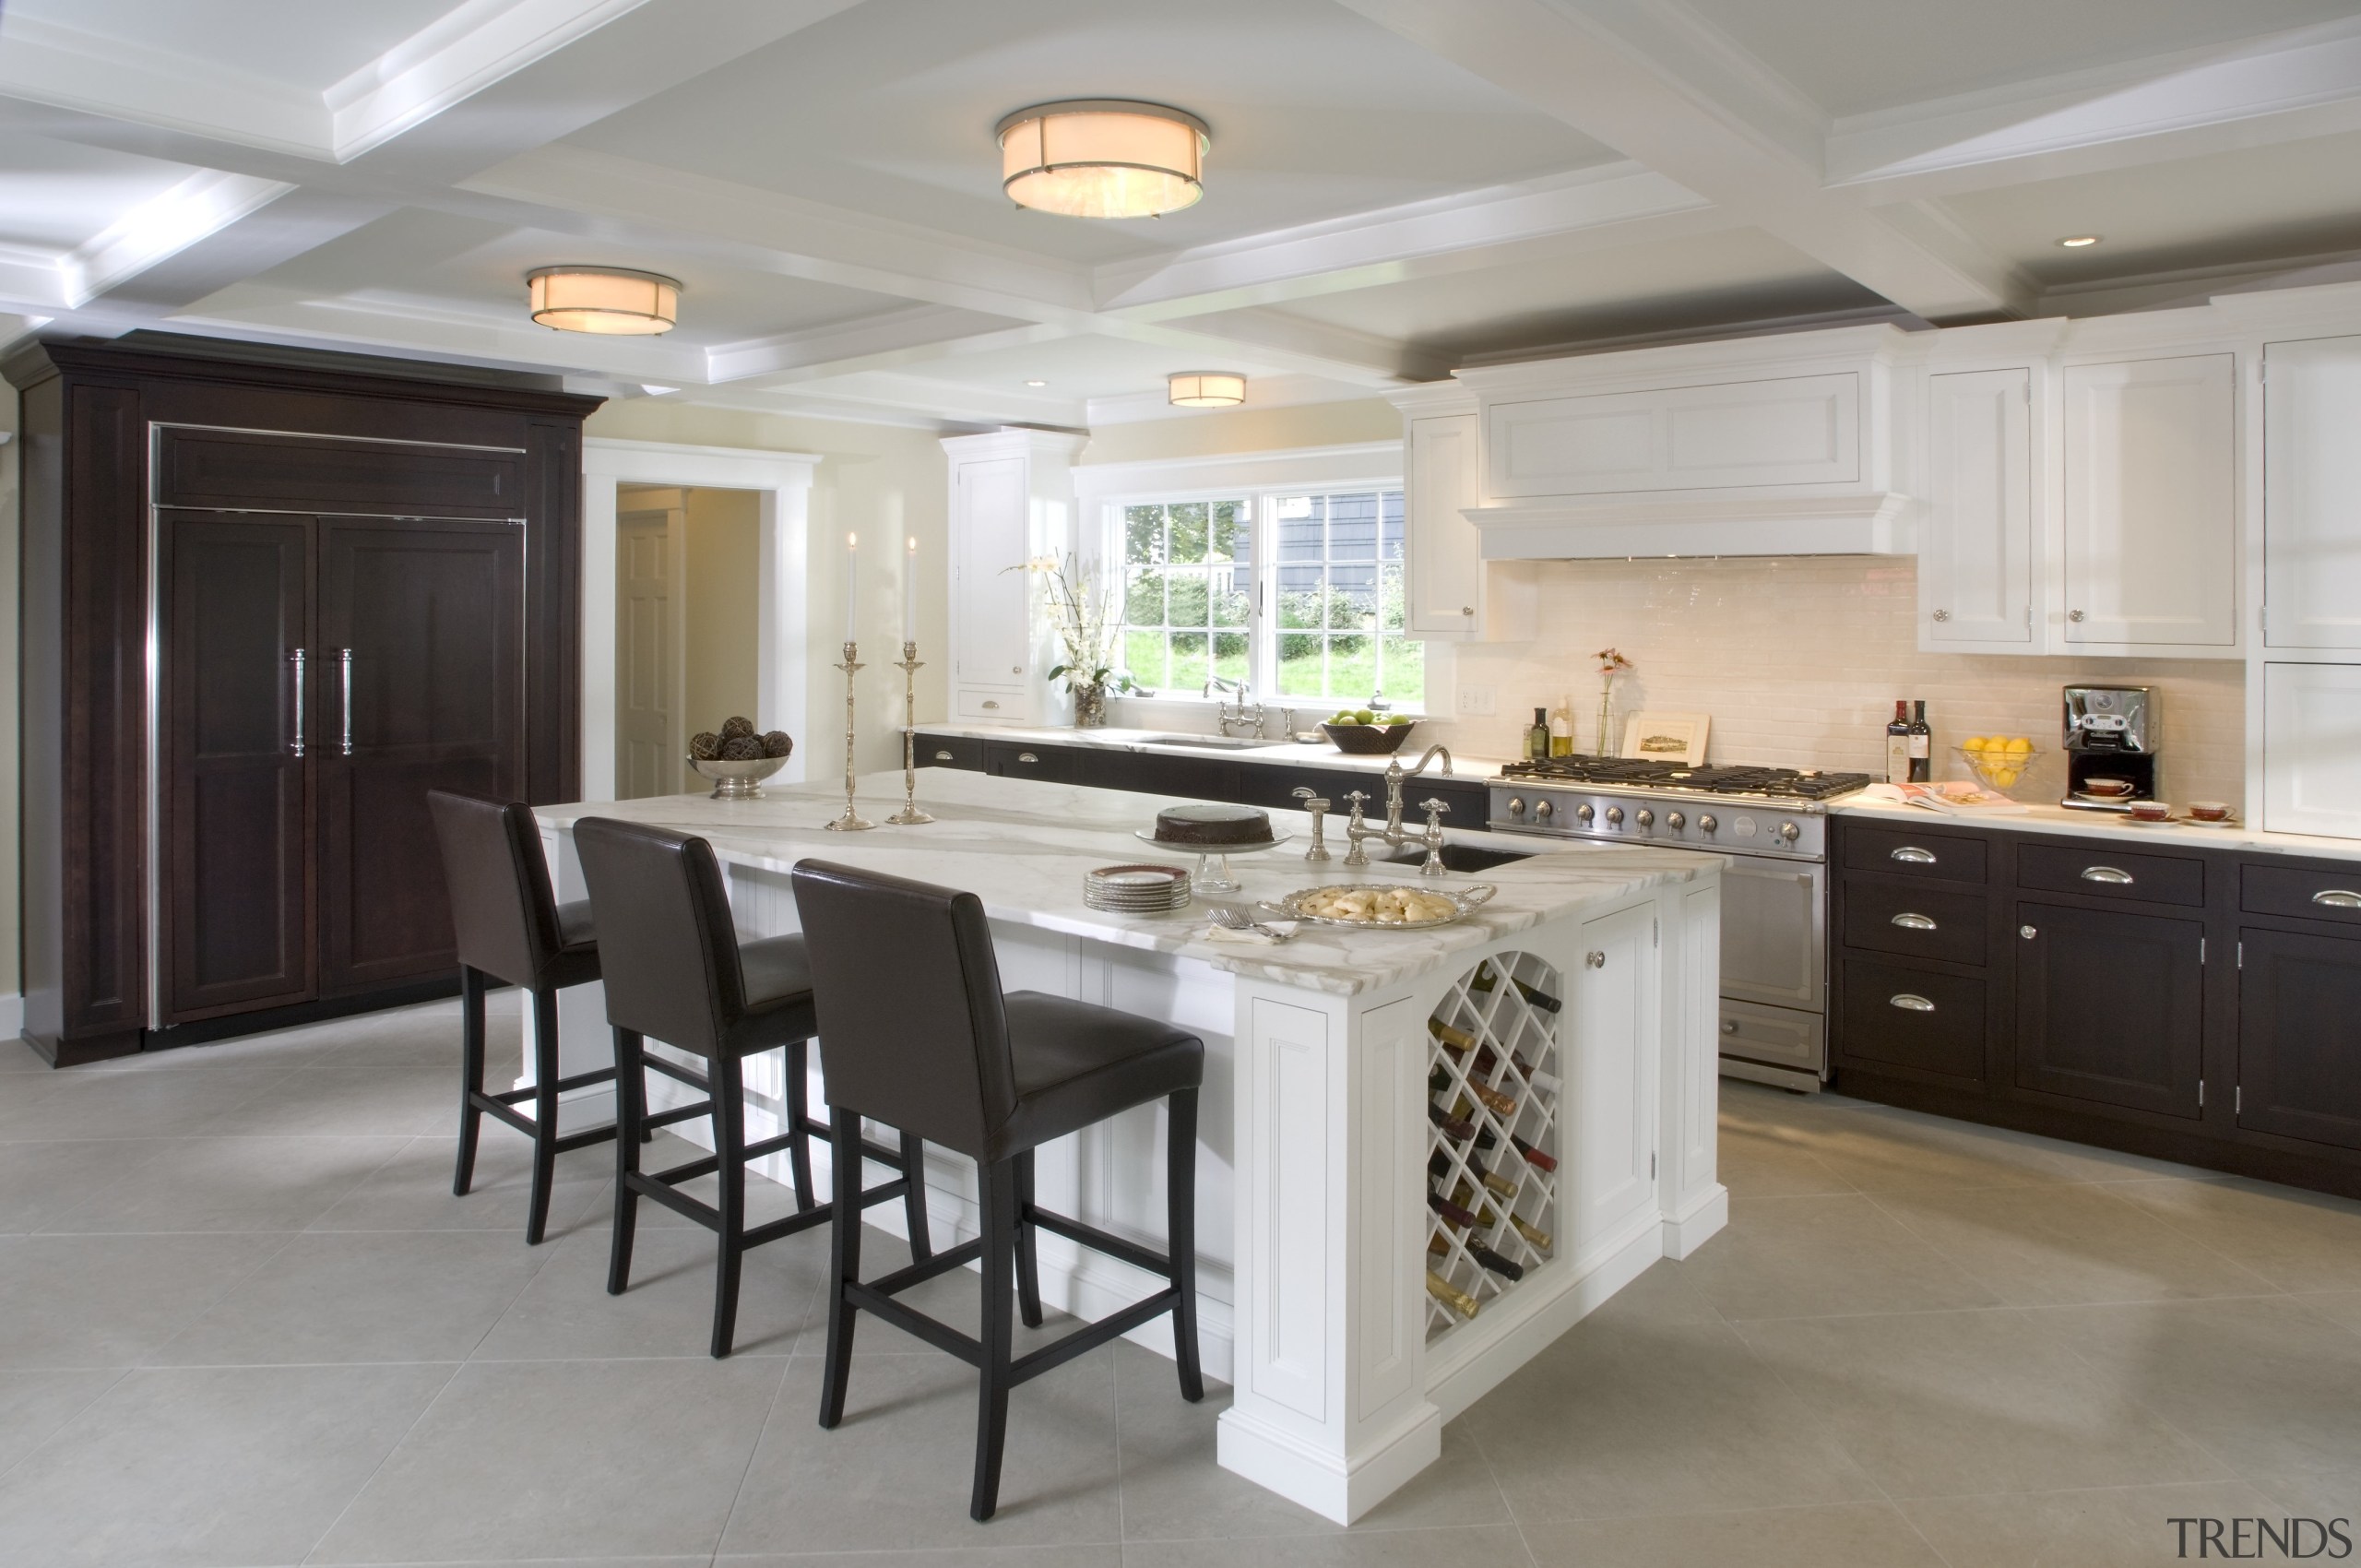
[1216,1400,1442,1526]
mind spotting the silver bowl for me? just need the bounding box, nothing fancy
[688,754,789,800]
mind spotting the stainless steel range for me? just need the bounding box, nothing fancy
[1488,755,1874,1092]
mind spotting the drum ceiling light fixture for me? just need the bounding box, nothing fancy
[996,100,1209,219]
[1168,371,1247,408]
[526,266,681,334]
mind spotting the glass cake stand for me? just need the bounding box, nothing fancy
[1133,831,1291,894]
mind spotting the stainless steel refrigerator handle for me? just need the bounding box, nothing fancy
[289,649,307,756]
[337,648,354,755]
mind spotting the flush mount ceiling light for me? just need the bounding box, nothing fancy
[2057,234,2103,248]
[1168,371,1246,408]
[996,100,1208,219]
[526,266,681,334]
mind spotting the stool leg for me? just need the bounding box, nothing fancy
[901,1132,933,1264]
[525,985,563,1245]
[453,967,487,1197]
[1167,1087,1204,1403]
[607,1028,646,1296]
[818,1107,865,1430]
[1012,1149,1042,1329]
[972,1158,1016,1523]
[784,1039,816,1212]
[710,1052,748,1359]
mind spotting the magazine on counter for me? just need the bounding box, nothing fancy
[1858,780,2033,814]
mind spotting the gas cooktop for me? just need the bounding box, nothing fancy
[1496,754,1874,802]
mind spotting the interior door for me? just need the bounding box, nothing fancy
[160,513,315,1021]
[615,506,682,799]
[316,518,526,993]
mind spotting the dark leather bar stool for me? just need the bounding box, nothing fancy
[789,859,1205,1523]
[573,817,933,1359]
[427,791,619,1244]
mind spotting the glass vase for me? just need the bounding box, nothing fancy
[1073,683,1109,729]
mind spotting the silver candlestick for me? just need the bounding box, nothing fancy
[824,641,872,832]
[886,640,932,826]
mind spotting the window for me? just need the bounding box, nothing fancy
[1114,486,1423,709]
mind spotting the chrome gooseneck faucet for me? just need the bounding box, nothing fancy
[1342,744,1455,873]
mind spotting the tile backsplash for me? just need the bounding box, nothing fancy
[1425,556,2247,809]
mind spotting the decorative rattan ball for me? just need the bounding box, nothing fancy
[719,716,755,740]
[689,731,722,760]
[760,731,794,758]
[719,735,764,761]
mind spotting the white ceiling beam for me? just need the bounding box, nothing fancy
[1335,0,2032,320]
[1827,17,2361,200]
[706,311,1062,386]
[1093,161,1730,320]
[1107,307,1447,385]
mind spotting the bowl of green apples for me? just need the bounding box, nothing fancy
[1320,709,1417,754]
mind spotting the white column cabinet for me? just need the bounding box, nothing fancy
[942,430,1086,725]
[2263,336,2361,649]
[1921,367,2035,649]
[2061,354,2237,648]
[1568,902,1660,1257]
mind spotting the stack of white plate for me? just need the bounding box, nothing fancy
[1085,863,1191,913]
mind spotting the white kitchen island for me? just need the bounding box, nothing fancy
[530,769,1725,1523]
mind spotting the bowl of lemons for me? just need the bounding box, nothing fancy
[1321,709,1418,754]
[1955,735,2038,793]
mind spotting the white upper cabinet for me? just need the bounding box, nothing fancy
[943,430,1085,725]
[1487,372,1861,498]
[1921,367,2034,649]
[2061,354,2236,648]
[1405,411,1483,638]
[2263,661,2361,838]
[2264,335,2361,649]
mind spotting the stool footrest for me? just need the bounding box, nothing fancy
[472,1097,540,1136]
[866,1236,986,1298]
[550,1123,620,1154]
[551,1067,619,1094]
[649,1153,722,1185]
[844,1280,985,1367]
[643,1056,714,1091]
[1010,1287,1180,1385]
[641,1100,715,1133]
[737,1207,833,1248]
[1026,1207,1176,1281]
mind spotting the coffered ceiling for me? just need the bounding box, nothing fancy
[3,0,2358,430]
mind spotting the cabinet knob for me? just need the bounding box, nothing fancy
[1461,605,1475,616]
[1931,609,1951,623]
[2021,925,2038,940]
[1721,1018,1739,1034]
[1585,951,1607,969]
[1012,665,1024,674]
[2068,609,2087,623]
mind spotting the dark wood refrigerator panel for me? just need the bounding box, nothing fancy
[315,520,526,992]
[160,517,314,1020]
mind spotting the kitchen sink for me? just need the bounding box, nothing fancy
[1137,733,1292,750]
[1379,843,1535,873]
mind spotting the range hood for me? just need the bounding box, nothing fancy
[1466,490,1916,560]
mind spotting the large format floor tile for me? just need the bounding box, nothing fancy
[1674,1193,2000,1319]
[1123,1525,1536,1566]
[1520,1501,1948,1568]
[0,1362,454,1568]
[1903,1480,2297,1568]
[0,1066,294,1142]
[313,1356,786,1563]
[1867,1181,2276,1306]
[473,1221,827,1361]
[0,1367,124,1474]
[0,1231,286,1368]
[201,1065,457,1137]
[0,1138,165,1233]
[43,1134,409,1234]
[308,1133,613,1237]
[2108,1177,2361,1294]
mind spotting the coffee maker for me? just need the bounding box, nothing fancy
[2061,685,2158,811]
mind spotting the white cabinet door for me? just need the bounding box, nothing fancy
[1569,903,1659,1258]
[1406,413,1482,637]
[1488,372,1859,499]
[2264,336,2361,648]
[954,456,1032,691]
[1922,368,2033,647]
[2263,662,2361,839]
[2062,355,2236,647]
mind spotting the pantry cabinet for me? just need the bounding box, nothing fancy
[943,430,1086,726]
[2262,335,2361,649]
[1920,367,2035,649]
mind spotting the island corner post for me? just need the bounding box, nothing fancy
[524,770,1724,1522]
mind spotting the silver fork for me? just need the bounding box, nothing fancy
[1208,906,1290,942]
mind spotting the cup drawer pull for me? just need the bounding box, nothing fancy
[1890,846,1937,864]
[933,750,955,761]
[1016,752,1039,764]
[1889,993,1936,1013]
[980,699,1001,710]
[1890,912,1938,931]
[2080,866,2134,885]
[2313,889,2361,909]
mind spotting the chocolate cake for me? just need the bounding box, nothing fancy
[1153,802,1273,846]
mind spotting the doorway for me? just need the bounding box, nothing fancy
[613,483,764,799]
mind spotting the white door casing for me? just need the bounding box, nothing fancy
[615,506,684,799]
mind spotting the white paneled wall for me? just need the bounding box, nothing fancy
[1427,556,2247,809]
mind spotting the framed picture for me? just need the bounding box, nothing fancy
[1620,711,1711,766]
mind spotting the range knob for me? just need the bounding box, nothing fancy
[1536,799,1554,818]
[1666,811,1685,830]
[1777,821,1801,842]
[1699,814,1718,834]
[1604,805,1624,828]
[1506,796,1526,817]
[1575,802,1596,824]
[1635,809,1654,831]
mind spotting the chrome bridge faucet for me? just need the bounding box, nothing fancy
[1342,744,1455,874]
[1203,675,1266,738]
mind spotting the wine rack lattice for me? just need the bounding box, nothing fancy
[1424,949,1561,1340]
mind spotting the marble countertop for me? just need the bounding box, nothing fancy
[916,722,1518,782]
[537,769,1708,996]
[1831,794,2361,860]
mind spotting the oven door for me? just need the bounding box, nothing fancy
[1720,853,1825,1012]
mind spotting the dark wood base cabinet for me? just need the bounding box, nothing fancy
[7,339,600,1064]
[1832,816,2361,1199]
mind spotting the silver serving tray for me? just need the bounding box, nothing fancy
[1260,881,1497,931]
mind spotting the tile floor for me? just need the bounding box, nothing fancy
[1,994,2357,1566]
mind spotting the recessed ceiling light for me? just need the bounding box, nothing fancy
[996,100,1208,219]
[1025,379,1048,386]
[2057,234,2102,248]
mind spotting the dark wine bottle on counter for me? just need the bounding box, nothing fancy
[1885,699,1912,785]
[1428,1102,1477,1142]
[1427,1190,1479,1229]
[1470,963,1562,1014]
[1908,700,1932,783]
[1509,1133,1558,1173]
[1427,1270,1480,1319]
[1469,1243,1525,1281]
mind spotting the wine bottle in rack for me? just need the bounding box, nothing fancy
[1450,1182,1502,1229]
[1428,1017,1477,1054]
[1509,1132,1558,1173]
[1468,1243,1525,1281]
[1474,1045,1560,1097]
[1428,1103,1477,1142]
[1470,962,1563,1014]
[1427,1190,1479,1229]
[1461,1079,1517,1118]
[1427,1270,1480,1319]
[1455,1151,1519,1201]
[1508,1214,1553,1252]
